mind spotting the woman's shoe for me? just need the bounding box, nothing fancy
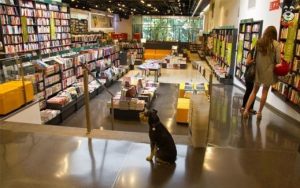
[249,109,257,114]
[257,112,262,120]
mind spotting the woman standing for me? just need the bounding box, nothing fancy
[243,26,280,119]
[241,49,256,114]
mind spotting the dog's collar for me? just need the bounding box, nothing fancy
[151,121,160,127]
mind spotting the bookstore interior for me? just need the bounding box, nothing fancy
[1,0,300,187]
[0,0,298,125]
[0,0,299,126]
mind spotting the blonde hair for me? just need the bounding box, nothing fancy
[256,26,277,55]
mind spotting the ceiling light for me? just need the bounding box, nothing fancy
[141,0,144,4]
[95,5,98,8]
[147,4,151,7]
[192,0,203,17]
[122,4,125,7]
[203,4,210,12]
[71,0,75,2]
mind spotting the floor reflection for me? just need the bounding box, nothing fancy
[208,85,300,152]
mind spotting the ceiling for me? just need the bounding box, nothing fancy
[62,0,210,19]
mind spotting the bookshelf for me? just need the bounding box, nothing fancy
[71,32,103,48]
[0,0,71,56]
[70,18,88,33]
[235,19,263,84]
[119,42,144,64]
[205,27,237,84]
[272,0,300,112]
[189,43,202,53]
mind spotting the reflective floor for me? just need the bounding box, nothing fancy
[0,129,299,188]
[2,59,300,187]
[208,85,300,152]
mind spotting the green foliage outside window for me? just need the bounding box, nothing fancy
[133,16,201,42]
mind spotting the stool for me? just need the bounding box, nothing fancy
[176,98,190,124]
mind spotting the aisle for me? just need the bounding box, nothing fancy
[61,58,208,135]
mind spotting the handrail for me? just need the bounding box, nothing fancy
[80,63,114,97]
[79,61,115,133]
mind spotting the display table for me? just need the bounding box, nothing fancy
[176,98,190,124]
[179,82,207,98]
[138,60,161,82]
[161,55,187,69]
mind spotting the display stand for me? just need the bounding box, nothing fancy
[271,0,300,112]
[235,19,263,84]
[205,27,237,85]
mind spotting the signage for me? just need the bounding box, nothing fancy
[50,12,56,40]
[21,16,28,43]
[269,0,280,11]
[284,13,299,62]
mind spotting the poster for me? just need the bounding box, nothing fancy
[221,40,225,58]
[237,40,243,64]
[21,16,28,43]
[50,12,56,40]
[226,43,233,65]
[284,12,299,62]
[91,13,113,28]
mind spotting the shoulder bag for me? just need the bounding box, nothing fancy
[244,47,257,82]
[274,58,290,76]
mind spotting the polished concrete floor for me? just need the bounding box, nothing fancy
[0,129,299,188]
[209,85,300,152]
[1,54,300,187]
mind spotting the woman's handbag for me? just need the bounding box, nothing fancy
[244,48,256,82]
[274,58,290,76]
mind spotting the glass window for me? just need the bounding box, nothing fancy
[135,16,200,42]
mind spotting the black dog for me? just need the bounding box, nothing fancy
[144,109,177,164]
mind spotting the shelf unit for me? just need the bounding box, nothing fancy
[16,45,124,123]
[70,18,88,33]
[272,1,300,112]
[235,19,263,84]
[205,27,237,84]
[119,42,144,65]
[189,43,202,53]
[71,32,103,48]
[0,0,71,56]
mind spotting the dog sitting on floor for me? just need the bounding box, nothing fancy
[143,109,177,165]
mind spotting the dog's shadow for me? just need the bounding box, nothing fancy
[147,161,176,187]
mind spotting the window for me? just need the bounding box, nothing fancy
[133,16,200,42]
